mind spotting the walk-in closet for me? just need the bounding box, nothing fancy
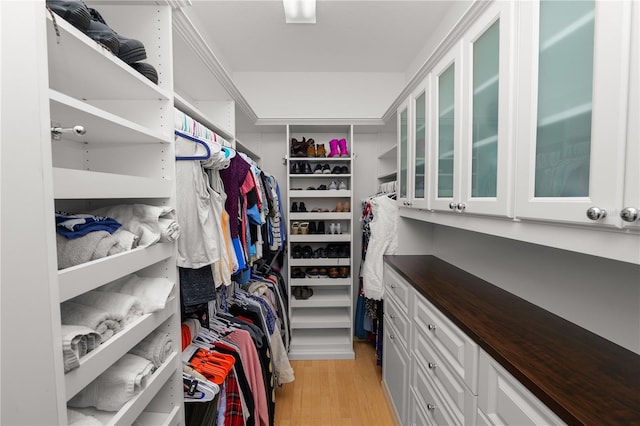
[1,0,639,425]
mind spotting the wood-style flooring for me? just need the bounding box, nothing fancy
[274,341,395,426]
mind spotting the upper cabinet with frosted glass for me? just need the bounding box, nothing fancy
[397,98,411,206]
[429,1,515,217]
[515,0,633,227]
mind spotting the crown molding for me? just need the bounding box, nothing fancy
[255,117,386,127]
[172,9,259,123]
[381,0,493,122]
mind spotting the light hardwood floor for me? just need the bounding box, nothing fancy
[274,341,396,426]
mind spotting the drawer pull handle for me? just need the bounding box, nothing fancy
[427,404,436,411]
[427,324,436,331]
[390,283,397,289]
[428,362,437,369]
[389,314,396,320]
[389,335,395,340]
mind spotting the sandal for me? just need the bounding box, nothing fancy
[299,222,309,234]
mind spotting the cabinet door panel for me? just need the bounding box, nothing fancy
[383,322,410,425]
[398,99,411,204]
[411,81,429,209]
[516,0,632,226]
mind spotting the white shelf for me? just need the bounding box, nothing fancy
[288,329,354,360]
[59,243,174,302]
[290,173,352,178]
[289,212,352,220]
[174,93,234,142]
[46,14,171,102]
[291,308,351,328]
[53,168,173,199]
[378,171,398,180]
[379,144,398,160]
[290,190,351,198]
[290,288,351,307]
[65,299,177,399]
[290,278,352,286]
[288,156,352,162]
[50,90,171,144]
[133,406,182,426]
[289,234,351,243]
[290,258,351,267]
[71,352,180,426]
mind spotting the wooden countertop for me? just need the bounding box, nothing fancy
[384,255,640,426]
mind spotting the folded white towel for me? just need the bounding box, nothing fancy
[99,274,174,314]
[158,217,180,242]
[67,408,104,426]
[111,228,139,252]
[62,325,102,373]
[68,354,154,411]
[129,329,173,369]
[56,231,123,270]
[90,204,179,248]
[71,291,143,325]
[60,302,123,342]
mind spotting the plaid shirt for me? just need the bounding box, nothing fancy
[225,367,246,426]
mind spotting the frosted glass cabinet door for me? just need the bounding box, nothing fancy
[515,0,632,226]
[411,80,429,209]
[430,45,463,212]
[397,98,411,205]
[460,0,515,217]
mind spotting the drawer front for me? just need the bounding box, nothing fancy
[384,266,411,313]
[414,327,476,424]
[409,388,435,426]
[478,350,566,426]
[384,296,411,350]
[411,355,460,426]
[383,325,410,426]
[414,294,478,393]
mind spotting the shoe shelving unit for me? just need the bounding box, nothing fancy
[286,124,356,360]
[1,2,182,424]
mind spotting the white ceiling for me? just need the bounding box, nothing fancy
[182,0,456,73]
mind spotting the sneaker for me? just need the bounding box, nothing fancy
[322,164,331,174]
[46,0,92,31]
[89,8,147,64]
[331,166,342,174]
[338,181,347,190]
[83,18,120,54]
[340,166,350,174]
[329,181,338,190]
[292,245,302,258]
[290,162,300,174]
[317,184,327,190]
[302,162,313,174]
[313,164,323,174]
[130,62,158,84]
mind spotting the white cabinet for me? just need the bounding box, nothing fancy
[429,1,515,217]
[515,0,633,227]
[286,124,355,360]
[477,350,565,426]
[2,2,183,424]
[397,98,412,205]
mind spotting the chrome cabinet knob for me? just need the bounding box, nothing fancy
[390,283,397,289]
[389,314,396,320]
[428,362,437,369]
[620,207,640,223]
[427,404,436,411]
[456,203,466,212]
[586,207,607,221]
[449,202,456,210]
[389,335,395,340]
[427,324,436,331]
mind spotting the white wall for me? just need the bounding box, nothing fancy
[397,218,640,354]
[233,72,405,119]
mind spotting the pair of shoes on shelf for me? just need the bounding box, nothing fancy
[328,266,350,278]
[291,202,307,212]
[303,222,325,234]
[329,181,348,190]
[291,162,313,174]
[306,141,327,157]
[291,245,313,258]
[305,267,329,278]
[292,286,313,299]
[291,138,310,157]
[333,201,351,212]
[326,243,350,258]
[331,165,350,174]
[291,267,305,278]
[327,223,342,235]
[312,164,331,174]
[46,1,157,83]
[327,139,350,158]
[291,222,309,234]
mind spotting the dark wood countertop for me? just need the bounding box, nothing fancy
[384,255,640,426]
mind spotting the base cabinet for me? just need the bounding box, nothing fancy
[383,317,410,425]
[477,350,565,426]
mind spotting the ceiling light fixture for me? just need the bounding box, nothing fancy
[283,0,316,24]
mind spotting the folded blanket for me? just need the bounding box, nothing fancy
[129,329,173,369]
[67,409,104,426]
[60,302,122,342]
[57,231,124,270]
[111,229,139,252]
[90,204,179,248]
[62,325,102,373]
[71,291,143,325]
[56,211,121,240]
[68,354,154,411]
[99,274,174,313]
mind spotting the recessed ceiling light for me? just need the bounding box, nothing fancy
[283,0,316,24]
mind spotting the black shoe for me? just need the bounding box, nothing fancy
[89,8,147,64]
[313,164,323,174]
[291,267,305,278]
[291,202,298,212]
[331,166,342,174]
[302,246,313,258]
[290,162,300,174]
[302,162,313,174]
[84,18,120,54]
[322,164,331,174]
[308,222,317,234]
[292,245,302,258]
[317,221,325,234]
[130,62,157,84]
[298,202,307,212]
[46,0,92,30]
[340,166,350,174]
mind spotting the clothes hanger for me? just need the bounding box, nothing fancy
[174,130,213,161]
